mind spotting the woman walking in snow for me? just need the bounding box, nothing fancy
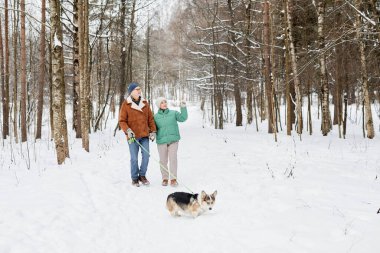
[154,98,188,186]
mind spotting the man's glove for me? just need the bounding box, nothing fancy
[149,132,156,142]
[180,101,186,107]
[126,128,135,139]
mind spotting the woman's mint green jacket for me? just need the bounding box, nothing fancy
[154,107,188,145]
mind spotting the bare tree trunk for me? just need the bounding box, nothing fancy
[245,1,253,125]
[94,37,112,132]
[284,0,295,136]
[307,81,312,135]
[48,39,54,138]
[36,0,46,139]
[118,0,127,109]
[79,0,90,151]
[355,0,374,139]
[49,0,70,164]
[318,0,331,136]
[2,0,10,139]
[285,47,295,135]
[96,29,103,126]
[84,0,90,145]
[200,96,205,112]
[211,0,223,129]
[263,2,275,134]
[12,0,19,143]
[286,0,303,136]
[334,0,344,137]
[0,17,5,139]
[227,0,242,126]
[126,0,137,85]
[87,15,94,131]
[73,0,82,138]
[145,19,151,105]
[20,0,27,142]
[343,87,348,138]
[27,28,32,130]
[253,93,259,131]
[271,8,280,136]
[260,75,265,121]
[246,86,253,124]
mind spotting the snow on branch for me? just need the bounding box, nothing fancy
[345,0,376,26]
[187,49,234,64]
[186,75,213,81]
[196,83,235,92]
[89,32,113,39]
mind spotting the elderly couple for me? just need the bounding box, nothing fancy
[119,82,188,187]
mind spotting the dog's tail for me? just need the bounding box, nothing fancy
[166,196,176,212]
[167,193,174,202]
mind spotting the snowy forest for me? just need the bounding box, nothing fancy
[0,0,379,163]
[1,1,380,252]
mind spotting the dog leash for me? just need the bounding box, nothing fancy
[130,137,195,194]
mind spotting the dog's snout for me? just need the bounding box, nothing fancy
[209,207,212,210]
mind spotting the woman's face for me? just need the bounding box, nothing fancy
[160,100,168,110]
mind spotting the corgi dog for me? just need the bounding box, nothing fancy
[166,190,217,218]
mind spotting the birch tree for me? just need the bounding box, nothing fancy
[355,0,375,139]
[285,0,303,136]
[49,0,70,164]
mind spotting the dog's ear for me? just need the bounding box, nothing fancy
[201,191,206,199]
[212,190,217,198]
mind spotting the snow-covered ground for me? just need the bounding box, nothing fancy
[1,104,380,253]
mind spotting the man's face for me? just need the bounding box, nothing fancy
[131,87,141,98]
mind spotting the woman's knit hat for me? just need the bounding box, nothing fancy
[155,97,167,109]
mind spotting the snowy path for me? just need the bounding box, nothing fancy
[1,106,380,253]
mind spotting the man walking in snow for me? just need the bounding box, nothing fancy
[119,82,157,187]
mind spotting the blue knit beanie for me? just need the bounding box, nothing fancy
[127,82,139,94]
